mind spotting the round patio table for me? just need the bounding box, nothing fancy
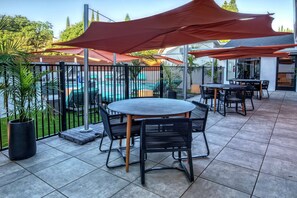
[108,98,196,172]
[202,84,246,112]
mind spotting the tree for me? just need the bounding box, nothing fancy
[66,16,70,28]
[125,14,131,21]
[278,25,292,32]
[229,0,239,12]
[91,10,95,21]
[221,0,238,12]
[0,15,53,52]
[187,55,198,86]
[59,21,84,41]
[96,11,100,21]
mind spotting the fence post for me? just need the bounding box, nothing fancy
[160,64,163,98]
[124,64,129,99]
[202,65,205,85]
[59,62,67,131]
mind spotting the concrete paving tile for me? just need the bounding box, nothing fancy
[26,153,72,173]
[201,160,258,194]
[266,144,297,164]
[270,135,297,150]
[241,123,273,134]
[134,168,195,198]
[226,137,268,155]
[235,130,270,143]
[40,136,68,147]
[261,156,297,182]
[35,157,96,189]
[191,141,224,159]
[203,133,232,147]
[215,118,246,130]
[272,127,297,139]
[206,125,239,137]
[254,173,297,198]
[60,169,129,198]
[101,155,156,182]
[15,147,70,168]
[0,153,10,166]
[43,191,67,198]
[112,183,161,198]
[55,140,99,156]
[274,122,296,132]
[216,147,264,171]
[182,178,249,198]
[276,117,296,126]
[76,146,121,168]
[0,175,54,198]
[0,168,30,187]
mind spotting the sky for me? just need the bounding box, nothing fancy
[0,0,294,38]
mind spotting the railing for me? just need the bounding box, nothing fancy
[0,63,223,150]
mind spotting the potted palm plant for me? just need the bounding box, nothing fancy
[162,64,182,99]
[0,40,51,160]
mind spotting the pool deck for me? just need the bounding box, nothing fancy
[1,91,297,197]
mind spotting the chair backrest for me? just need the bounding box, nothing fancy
[200,85,206,98]
[141,118,192,152]
[225,88,246,101]
[262,80,269,89]
[191,101,209,132]
[99,105,113,139]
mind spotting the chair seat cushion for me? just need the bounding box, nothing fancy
[111,121,141,139]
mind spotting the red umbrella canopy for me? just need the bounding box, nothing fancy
[189,44,297,60]
[41,47,139,63]
[56,0,287,54]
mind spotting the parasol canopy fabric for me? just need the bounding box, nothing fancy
[55,0,287,54]
[189,44,297,60]
[37,47,139,63]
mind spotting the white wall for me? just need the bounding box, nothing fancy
[260,57,277,91]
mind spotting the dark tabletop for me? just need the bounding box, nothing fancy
[232,79,262,82]
[202,83,246,89]
[108,98,196,116]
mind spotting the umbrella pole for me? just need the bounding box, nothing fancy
[113,53,116,101]
[211,58,215,83]
[81,4,92,132]
[183,45,188,100]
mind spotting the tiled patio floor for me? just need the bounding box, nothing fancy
[1,91,297,198]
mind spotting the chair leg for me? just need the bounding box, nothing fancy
[99,131,107,152]
[250,98,254,110]
[267,90,270,98]
[140,148,145,185]
[187,149,194,182]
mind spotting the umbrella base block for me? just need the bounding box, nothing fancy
[59,123,104,145]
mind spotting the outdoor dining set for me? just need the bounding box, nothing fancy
[97,79,269,185]
[200,79,270,116]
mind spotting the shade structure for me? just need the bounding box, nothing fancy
[40,47,139,63]
[56,0,287,54]
[153,55,183,65]
[189,44,297,60]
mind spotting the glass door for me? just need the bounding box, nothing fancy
[276,57,296,91]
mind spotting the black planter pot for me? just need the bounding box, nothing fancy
[168,90,177,99]
[8,119,36,160]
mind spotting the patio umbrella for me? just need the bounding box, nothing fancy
[189,44,297,60]
[39,47,139,63]
[55,0,287,54]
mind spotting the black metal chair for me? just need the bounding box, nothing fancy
[200,85,214,108]
[217,88,247,116]
[172,101,209,159]
[140,118,194,185]
[99,105,141,168]
[245,85,255,111]
[262,80,270,98]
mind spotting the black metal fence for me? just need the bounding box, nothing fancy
[0,63,223,150]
